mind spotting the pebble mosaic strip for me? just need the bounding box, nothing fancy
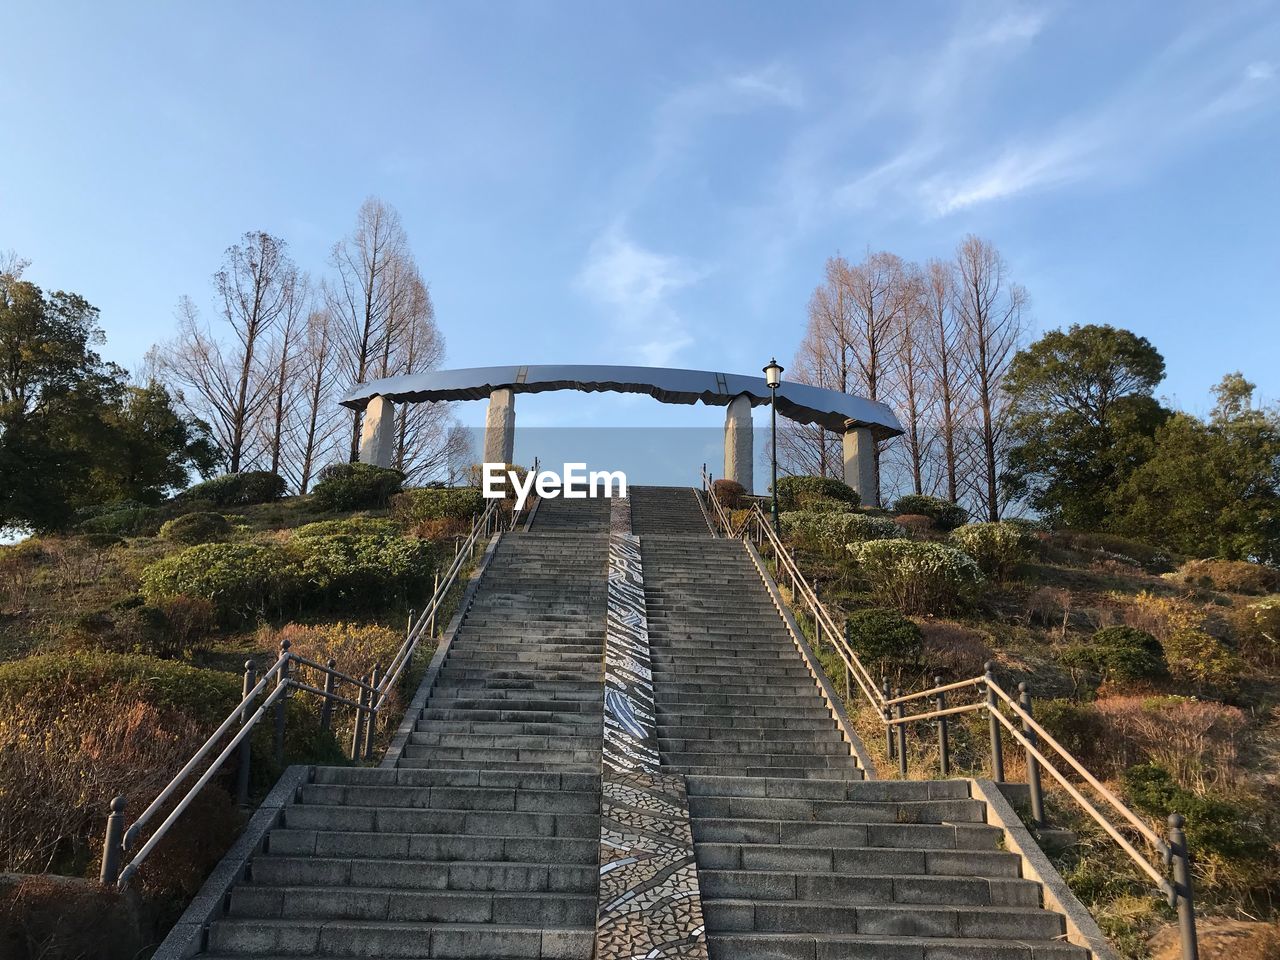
[598,528,708,959]
[604,532,659,775]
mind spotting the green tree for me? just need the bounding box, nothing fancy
[1,259,222,530]
[90,383,222,505]
[1002,324,1169,529]
[1113,374,1280,563]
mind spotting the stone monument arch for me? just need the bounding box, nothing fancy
[340,364,903,506]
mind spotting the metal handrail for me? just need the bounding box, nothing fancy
[721,493,1200,958]
[102,497,503,891]
[375,498,497,711]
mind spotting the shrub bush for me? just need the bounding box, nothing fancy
[310,462,404,511]
[390,487,485,525]
[775,475,860,512]
[294,517,401,539]
[267,622,403,688]
[891,494,968,531]
[920,621,993,678]
[141,543,303,621]
[1062,626,1166,683]
[950,522,1036,581]
[179,471,286,507]
[68,595,218,660]
[1122,764,1275,898]
[1051,530,1171,569]
[711,479,745,509]
[848,539,983,614]
[1174,558,1280,595]
[781,511,899,551]
[1096,696,1247,792]
[0,652,330,887]
[159,511,231,545]
[892,513,935,537]
[1231,596,1280,667]
[845,608,922,675]
[76,505,162,537]
[293,534,435,611]
[1163,629,1245,690]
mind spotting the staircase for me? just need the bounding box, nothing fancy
[172,487,1101,960]
[637,491,1090,960]
[196,529,607,959]
[630,485,712,535]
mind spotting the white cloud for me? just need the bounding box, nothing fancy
[574,226,704,366]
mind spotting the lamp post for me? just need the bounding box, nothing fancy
[763,357,784,534]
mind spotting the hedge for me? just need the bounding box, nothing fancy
[950,522,1036,580]
[892,495,969,531]
[179,471,286,507]
[849,539,983,613]
[775,475,860,512]
[390,487,485,525]
[310,463,404,511]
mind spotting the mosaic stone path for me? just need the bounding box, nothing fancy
[597,506,709,959]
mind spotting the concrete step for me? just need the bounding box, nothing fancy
[685,776,970,802]
[705,932,1087,959]
[249,856,597,893]
[701,898,1066,939]
[686,795,988,824]
[282,805,599,838]
[698,870,1041,907]
[692,819,1001,849]
[228,884,596,925]
[267,829,599,863]
[311,767,599,792]
[206,918,594,958]
[299,783,598,813]
[695,842,1025,878]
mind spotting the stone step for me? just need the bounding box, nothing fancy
[698,870,1041,907]
[414,719,598,737]
[702,898,1066,939]
[206,919,594,958]
[692,819,1001,849]
[267,829,599,863]
[706,932,1087,959]
[685,776,970,802]
[686,795,987,824]
[660,737,851,757]
[397,744,601,766]
[695,842,1024,878]
[406,733,602,752]
[311,767,600,792]
[282,805,599,838]
[228,884,596,925]
[299,783,598,813]
[249,856,597,893]
[675,765,864,780]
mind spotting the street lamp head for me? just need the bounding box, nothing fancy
[763,357,784,389]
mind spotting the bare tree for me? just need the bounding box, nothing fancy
[257,275,310,477]
[327,199,412,461]
[892,267,933,496]
[214,232,298,472]
[954,235,1027,521]
[152,233,299,473]
[921,258,969,502]
[282,308,341,494]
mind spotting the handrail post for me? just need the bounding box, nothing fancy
[882,678,895,760]
[318,659,336,734]
[1168,814,1200,960]
[350,678,368,760]
[429,572,440,637]
[894,688,908,778]
[99,796,126,886]
[935,676,950,777]
[1019,683,1046,828]
[985,662,1004,782]
[364,663,381,759]
[237,660,256,806]
[274,640,291,767]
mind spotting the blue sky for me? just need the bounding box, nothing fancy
[2,0,1277,440]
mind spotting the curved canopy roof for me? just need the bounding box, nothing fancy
[340,364,903,439]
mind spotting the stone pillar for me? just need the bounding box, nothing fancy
[358,395,396,468]
[842,423,878,507]
[723,393,754,492]
[483,388,516,465]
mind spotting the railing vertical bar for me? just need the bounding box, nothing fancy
[1019,683,1046,828]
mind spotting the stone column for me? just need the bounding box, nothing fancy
[483,388,516,465]
[358,395,396,468]
[723,393,754,492]
[842,422,878,507]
